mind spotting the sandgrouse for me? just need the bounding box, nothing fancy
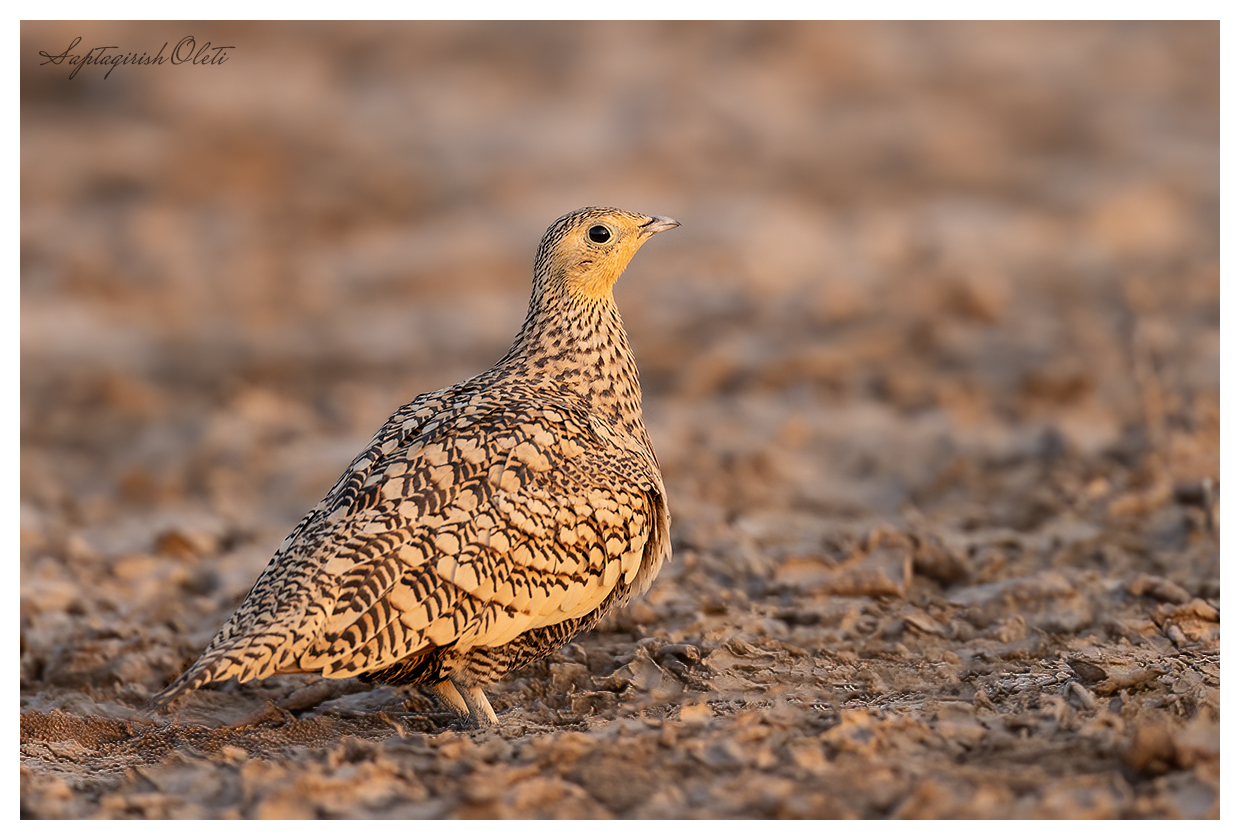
[150,207,677,726]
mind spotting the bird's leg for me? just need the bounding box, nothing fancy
[456,680,499,727]
[425,679,471,719]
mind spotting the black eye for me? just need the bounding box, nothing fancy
[588,225,611,243]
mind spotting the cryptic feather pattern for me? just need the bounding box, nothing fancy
[150,207,677,725]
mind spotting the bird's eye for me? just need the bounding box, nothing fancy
[588,225,612,243]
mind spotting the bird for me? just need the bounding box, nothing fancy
[149,207,678,726]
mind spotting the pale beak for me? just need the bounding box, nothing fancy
[642,215,681,235]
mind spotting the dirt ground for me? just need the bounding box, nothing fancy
[20,21,1219,819]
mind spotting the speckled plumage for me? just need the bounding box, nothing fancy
[150,207,677,725]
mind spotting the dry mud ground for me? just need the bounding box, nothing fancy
[20,22,1219,818]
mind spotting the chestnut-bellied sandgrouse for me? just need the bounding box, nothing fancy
[149,207,677,726]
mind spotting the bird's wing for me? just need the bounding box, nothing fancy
[162,387,666,700]
[151,384,505,696]
[291,397,665,677]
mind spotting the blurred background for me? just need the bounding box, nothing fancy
[20,21,1220,817]
[21,20,1219,527]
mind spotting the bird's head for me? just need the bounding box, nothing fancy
[535,207,679,301]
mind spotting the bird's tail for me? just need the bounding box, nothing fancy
[146,628,310,712]
[145,660,220,712]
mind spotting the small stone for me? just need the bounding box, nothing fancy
[678,701,714,723]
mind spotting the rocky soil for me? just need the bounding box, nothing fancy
[20,21,1219,818]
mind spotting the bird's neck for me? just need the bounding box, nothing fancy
[499,284,646,431]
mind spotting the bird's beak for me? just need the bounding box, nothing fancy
[642,215,681,235]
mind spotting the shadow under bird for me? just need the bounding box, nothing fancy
[149,207,679,726]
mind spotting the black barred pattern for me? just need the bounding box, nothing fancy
[149,207,677,726]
